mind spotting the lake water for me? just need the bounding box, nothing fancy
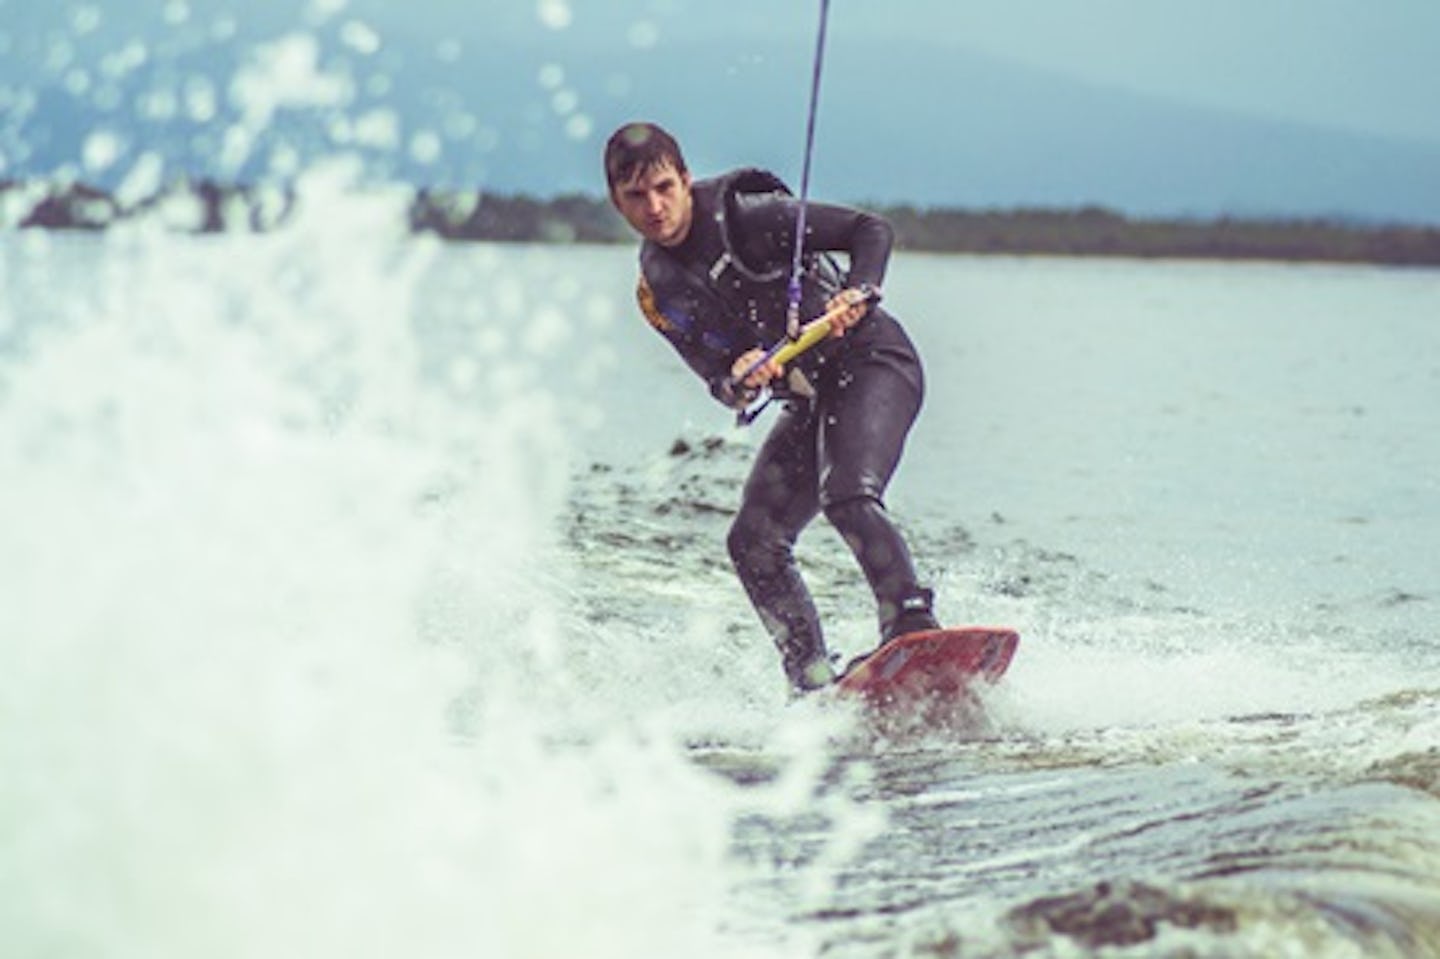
[3,194,1439,957]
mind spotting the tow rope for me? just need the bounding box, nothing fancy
[728,0,838,428]
[785,0,832,342]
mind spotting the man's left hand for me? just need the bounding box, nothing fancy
[825,286,876,338]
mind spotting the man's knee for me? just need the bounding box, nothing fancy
[822,492,886,530]
[725,514,751,566]
[819,466,887,515]
[727,510,785,567]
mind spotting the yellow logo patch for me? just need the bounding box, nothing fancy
[636,275,673,333]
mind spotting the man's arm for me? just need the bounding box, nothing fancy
[636,275,760,408]
[733,194,895,290]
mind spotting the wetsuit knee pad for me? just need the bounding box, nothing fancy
[818,473,887,513]
[725,513,756,565]
[726,509,791,565]
[821,493,886,531]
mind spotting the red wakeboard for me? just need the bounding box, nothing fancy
[835,626,1019,712]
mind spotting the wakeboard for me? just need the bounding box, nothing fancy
[835,626,1019,714]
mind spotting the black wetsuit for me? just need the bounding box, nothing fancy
[636,169,938,690]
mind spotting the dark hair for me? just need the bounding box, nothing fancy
[603,122,687,190]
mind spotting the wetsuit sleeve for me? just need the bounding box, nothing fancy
[636,275,754,408]
[732,194,894,289]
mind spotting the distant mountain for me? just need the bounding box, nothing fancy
[524,37,1440,225]
[6,30,1439,226]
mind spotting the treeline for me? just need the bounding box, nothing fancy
[408,188,629,244]
[7,178,1440,267]
[409,191,1440,267]
[1,179,294,232]
[877,203,1440,267]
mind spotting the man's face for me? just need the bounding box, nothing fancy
[611,160,693,247]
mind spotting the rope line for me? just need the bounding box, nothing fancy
[785,0,832,341]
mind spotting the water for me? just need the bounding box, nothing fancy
[3,207,1439,957]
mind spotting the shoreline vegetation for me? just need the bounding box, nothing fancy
[4,178,1440,267]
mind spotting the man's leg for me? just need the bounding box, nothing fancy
[726,404,830,691]
[824,496,939,640]
[819,352,939,644]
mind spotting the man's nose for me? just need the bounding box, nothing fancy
[645,192,664,213]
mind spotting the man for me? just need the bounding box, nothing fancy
[604,121,940,693]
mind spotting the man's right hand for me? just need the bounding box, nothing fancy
[732,348,783,390]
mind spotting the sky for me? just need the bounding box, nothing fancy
[860,0,1440,146]
[3,0,1439,219]
[437,0,1440,146]
[5,0,1438,146]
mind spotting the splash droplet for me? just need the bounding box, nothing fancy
[536,0,572,30]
